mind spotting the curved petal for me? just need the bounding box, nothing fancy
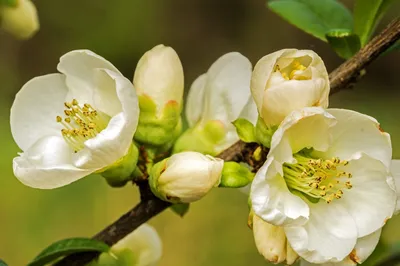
[10,73,68,151]
[13,136,93,189]
[321,109,392,169]
[269,107,336,164]
[261,78,328,126]
[73,70,139,169]
[392,159,400,214]
[251,157,309,226]
[285,201,358,264]
[251,49,296,113]
[299,229,381,266]
[112,223,162,266]
[239,96,259,125]
[185,74,207,127]
[57,50,121,105]
[202,52,252,126]
[339,153,396,237]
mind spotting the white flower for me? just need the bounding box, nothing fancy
[150,151,224,203]
[178,52,256,154]
[251,107,396,264]
[11,50,139,189]
[133,44,184,112]
[251,49,329,126]
[0,0,39,39]
[112,224,162,266]
[392,159,400,214]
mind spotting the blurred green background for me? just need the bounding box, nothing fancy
[0,0,399,265]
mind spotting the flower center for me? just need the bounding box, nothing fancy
[56,99,109,153]
[283,151,352,204]
[274,59,310,81]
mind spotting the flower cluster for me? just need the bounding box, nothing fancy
[10,46,399,266]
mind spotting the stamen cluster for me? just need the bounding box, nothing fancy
[283,153,352,204]
[56,99,108,152]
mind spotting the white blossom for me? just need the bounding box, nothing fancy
[11,50,139,189]
[251,49,329,126]
[251,107,396,264]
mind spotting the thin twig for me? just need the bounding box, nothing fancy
[54,17,400,266]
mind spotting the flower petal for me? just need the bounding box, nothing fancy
[112,223,162,266]
[10,73,68,151]
[57,50,121,105]
[185,74,207,127]
[299,229,381,266]
[392,159,400,214]
[269,107,336,164]
[239,96,258,125]
[338,153,396,237]
[285,201,358,263]
[251,156,309,226]
[13,136,93,189]
[321,109,392,168]
[73,70,139,169]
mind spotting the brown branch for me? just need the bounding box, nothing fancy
[54,18,400,266]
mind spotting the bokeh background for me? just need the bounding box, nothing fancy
[0,0,399,265]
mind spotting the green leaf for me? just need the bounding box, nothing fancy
[0,259,8,266]
[268,0,353,41]
[170,203,190,217]
[354,0,396,46]
[28,238,110,266]
[0,0,17,7]
[326,29,361,59]
[232,118,257,143]
[219,162,254,188]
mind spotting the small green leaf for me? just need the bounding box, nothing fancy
[170,203,190,217]
[268,0,353,41]
[232,118,257,143]
[0,0,17,7]
[28,238,110,266]
[0,259,8,266]
[354,0,397,46]
[326,29,361,59]
[219,162,254,188]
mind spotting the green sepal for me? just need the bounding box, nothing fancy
[101,143,139,187]
[170,203,190,217]
[255,117,277,148]
[0,0,17,7]
[148,158,168,201]
[326,29,361,59]
[219,162,254,188]
[173,120,226,156]
[134,95,182,146]
[232,118,257,143]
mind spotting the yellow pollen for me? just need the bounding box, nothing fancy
[56,99,109,153]
[283,153,353,204]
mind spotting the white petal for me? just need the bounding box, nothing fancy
[13,136,93,189]
[112,224,162,266]
[10,73,68,151]
[239,96,259,125]
[285,202,357,264]
[74,70,139,169]
[251,157,309,226]
[339,153,396,237]
[57,50,121,105]
[251,49,296,113]
[322,109,392,169]
[392,159,400,214]
[299,229,382,266]
[185,74,207,127]
[202,52,252,127]
[269,107,336,164]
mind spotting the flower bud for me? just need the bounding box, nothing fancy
[1,0,39,39]
[252,215,298,265]
[149,151,223,203]
[251,49,329,126]
[133,44,184,146]
[92,224,162,266]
